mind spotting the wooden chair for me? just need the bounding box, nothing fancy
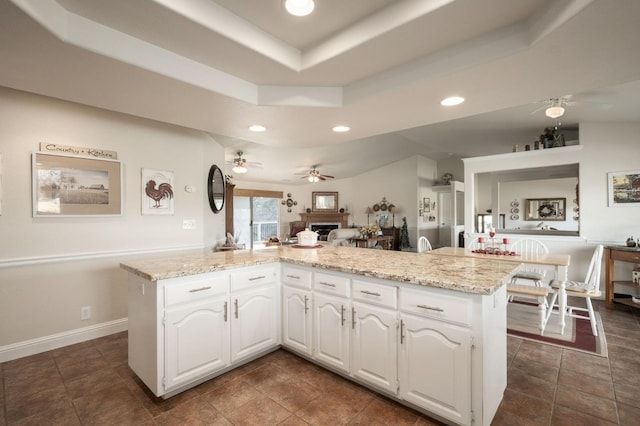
[289,221,306,239]
[545,244,603,336]
[509,238,549,287]
[417,236,432,253]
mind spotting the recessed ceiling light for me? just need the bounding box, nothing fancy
[440,96,465,106]
[249,125,266,132]
[284,0,315,17]
[332,125,350,133]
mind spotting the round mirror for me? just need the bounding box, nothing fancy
[207,165,225,213]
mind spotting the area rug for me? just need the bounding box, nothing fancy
[507,300,608,357]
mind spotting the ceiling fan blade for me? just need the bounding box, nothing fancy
[321,174,334,179]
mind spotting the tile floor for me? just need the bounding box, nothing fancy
[1,299,639,425]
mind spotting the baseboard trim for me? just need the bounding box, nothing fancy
[0,318,128,363]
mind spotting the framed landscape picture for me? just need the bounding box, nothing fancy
[608,170,640,206]
[32,152,122,217]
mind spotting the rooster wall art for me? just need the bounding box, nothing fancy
[145,180,173,208]
[141,169,175,215]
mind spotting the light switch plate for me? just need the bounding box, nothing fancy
[182,219,196,229]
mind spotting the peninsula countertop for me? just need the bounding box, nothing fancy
[120,245,521,295]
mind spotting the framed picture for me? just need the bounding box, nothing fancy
[32,152,122,217]
[312,191,338,212]
[524,197,566,221]
[142,168,175,215]
[608,170,640,206]
[423,197,431,213]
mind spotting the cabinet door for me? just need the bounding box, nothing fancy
[165,295,230,391]
[399,314,472,426]
[282,285,312,356]
[231,284,280,363]
[352,302,397,394]
[314,293,350,373]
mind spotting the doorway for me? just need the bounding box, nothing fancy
[233,196,280,249]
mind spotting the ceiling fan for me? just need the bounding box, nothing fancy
[226,151,262,174]
[302,166,334,183]
[531,96,576,118]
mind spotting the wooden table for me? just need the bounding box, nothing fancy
[605,245,640,309]
[353,236,392,250]
[428,247,572,333]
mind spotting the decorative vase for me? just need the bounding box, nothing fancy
[626,237,636,247]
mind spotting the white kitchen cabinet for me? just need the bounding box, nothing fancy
[282,265,313,356]
[230,272,280,363]
[351,302,397,394]
[165,293,230,390]
[399,313,471,426]
[314,292,350,373]
[282,285,312,355]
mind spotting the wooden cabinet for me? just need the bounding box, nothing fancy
[605,246,640,309]
[381,227,400,250]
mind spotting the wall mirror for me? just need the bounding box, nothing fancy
[207,164,225,213]
[525,198,566,221]
[312,191,338,212]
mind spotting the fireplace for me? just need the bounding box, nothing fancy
[310,223,340,240]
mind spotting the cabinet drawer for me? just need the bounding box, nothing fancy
[165,275,228,307]
[399,287,471,326]
[611,249,640,263]
[313,272,350,297]
[230,265,278,292]
[352,280,397,309]
[282,266,312,289]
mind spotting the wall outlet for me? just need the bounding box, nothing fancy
[182,219,196,229]
[81,306,91,320]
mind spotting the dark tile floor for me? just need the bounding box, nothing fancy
[1,299,639,425]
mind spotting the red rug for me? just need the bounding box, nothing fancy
[507,301,607,357]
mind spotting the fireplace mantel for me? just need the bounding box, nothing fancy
[300,212,350,228]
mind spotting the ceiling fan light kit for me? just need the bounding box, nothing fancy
[232,151,248,174]
[303,166,334,183]
[545,105,565,118]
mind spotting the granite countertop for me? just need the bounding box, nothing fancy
[120,245,521,295]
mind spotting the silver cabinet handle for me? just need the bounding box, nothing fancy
[341,304,345,326]
[286,274,301,279]
[224,301,228,322]
[400,320,405,344]
[249,275,266,281]
[351,306,356,329]
[417,304,444,312]
[234,299,239,319]
[360,290,381,296]
[189,286,211,293]
[304,295,309,314]
[319,281,336,287]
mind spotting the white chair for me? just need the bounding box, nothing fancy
[417,236,432,252]
[545,244,603,336]
[509,238,549,287]
[466,237,482,251]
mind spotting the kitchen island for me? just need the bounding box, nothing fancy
[121,245,520,426]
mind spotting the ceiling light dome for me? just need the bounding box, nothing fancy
[332,125,350,133]
[545,106,565,119]
[284,0,315,16]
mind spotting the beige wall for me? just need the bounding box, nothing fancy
[0,87,225,351]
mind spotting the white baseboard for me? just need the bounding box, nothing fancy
[0,318,128,363]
